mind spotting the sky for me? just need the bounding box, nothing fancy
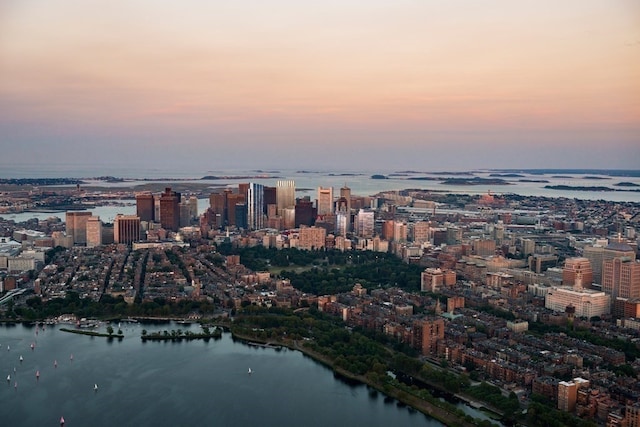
[0,0,638,172]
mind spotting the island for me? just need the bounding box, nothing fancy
[440,177,510,186]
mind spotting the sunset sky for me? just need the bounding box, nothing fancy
[1,0,638,171]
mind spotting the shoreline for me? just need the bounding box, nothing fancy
[230,331,479,427]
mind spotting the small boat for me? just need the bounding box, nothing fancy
[248,368,252,375]
[54,360,58,368]
[36,370,40,379]
[60,416,65,426]
[14,381,17,389]
[6,374,10,382]
[70,354,73,361]
[19,355,23,362]
[94,384,98,391]
[30,343,34,350]
[7,345,9,351]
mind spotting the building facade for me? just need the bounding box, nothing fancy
[317,187,334,216]
[86,216,102,247]
[114,215,141,245]
[135,193,155,222]
[563,257,594,289]
[159,188,181,232]
[247,183,265,230]
[545,287,610,318]
[65,211,92,245]
[276,180,295,215]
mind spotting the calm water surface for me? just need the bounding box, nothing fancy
[1,323,442,426]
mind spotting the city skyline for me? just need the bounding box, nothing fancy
[1,1,638,171]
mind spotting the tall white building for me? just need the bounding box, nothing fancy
[247,183,265,230]
[335,212,349,237]
[355,209,374,239]
[276,180,296,215]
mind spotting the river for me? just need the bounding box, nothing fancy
[1,322,449,426]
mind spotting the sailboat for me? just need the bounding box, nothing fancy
[248,368,252,375]
[60,416,65,426]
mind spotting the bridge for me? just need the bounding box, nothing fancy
[0,288,28,306]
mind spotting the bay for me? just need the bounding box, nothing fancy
[3,168,640,224]
[1,323,443,426]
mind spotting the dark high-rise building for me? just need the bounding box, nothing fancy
[136,193,155,222]
[209,193,226,224]
[263,186,276,214]
[235,203,248,229]
[226,193,245,226]
[295,197,315,227]
[159,187,181,231]
[238,183,250,199]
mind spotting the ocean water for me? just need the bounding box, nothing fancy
[2,166,639,223]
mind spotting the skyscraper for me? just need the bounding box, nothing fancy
[65,211,92,245]
[226,193,245,226]
[317,187,333,216]
[276,180,295,215]
[263,186,276,214]
[335,212,349,237]
[235,203,248,229]
[86,216,102,247]
[135,193,155,222]
[562,257,593,289]
[281,207,296,230]
[295,197,315,227]
[209,192,226,226]
[394,221,408,243]
[159,188,181,231]
[247,183,265,230]
[355,209,374,238]
[602,257,640,301]
[340,184,351,213]
[412,221,430,243]
[179,196,198,227]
